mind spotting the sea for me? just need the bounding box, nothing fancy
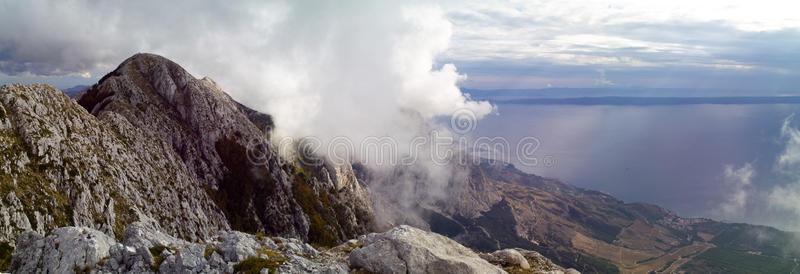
[471,97,800,232]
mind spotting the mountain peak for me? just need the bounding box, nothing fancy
[73,53,373,242]
[79,52,199,114]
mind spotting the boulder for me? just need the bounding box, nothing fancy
[217,231,264,262]
[481,249,530,269]
[122,222,189,249]
[488,248,580,274]
[349,225,504,274]
[9,227,115,273]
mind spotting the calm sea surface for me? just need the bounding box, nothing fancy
[473,103,800,231]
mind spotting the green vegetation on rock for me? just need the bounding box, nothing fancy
[233,255,288,274]
[0,242,13,271]
[680,247,796,273]
[291,165,340,247]
[149,245,176,271]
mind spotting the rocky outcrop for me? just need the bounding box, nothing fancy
[482,249,531,270]
[480,248,579,273]
[0,53,374,248]
[8,222,336,273]
[77,53,308,238]
[74,53,374,242]
[349,225,505,274]
[9,223,574,273]
[10,227,115,273]
[0,83,229,243]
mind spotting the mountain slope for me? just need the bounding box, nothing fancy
[418,161,800,273]
[0,53,374,249]
[0,83,228,244]
[78,53,310,238]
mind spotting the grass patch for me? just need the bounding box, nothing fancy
[204,245,220,259]
[0,242,13,271]
[233,255,289,274]
[149,245,176,271]
[680,247,796,273]
[710,224,800,257]
[337,242,363,253]
[246,231,268,241]
[291,167,340,247]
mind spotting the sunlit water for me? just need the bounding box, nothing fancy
[473,103,800,231]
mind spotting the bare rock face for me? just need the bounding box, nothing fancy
[482,249,531,270]
[0,83,229,244]
[10,227,116,273]
[78,53,308,238]
[75,53,374,242]
[349,225,505,274]
[9,223,572,273]
[480,248,579,273]
[0,53,374,248]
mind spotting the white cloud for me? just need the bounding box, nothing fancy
[718,163,755,219]
[769,184,800,218]
[769,114,800,217]
[776,114,800,173]
[440,0,800,76]
[0,0,493,154]
[3,0,800,91]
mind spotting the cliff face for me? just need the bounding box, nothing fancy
[0,53,373,247]
[78,53,309,239]
[0,83,228,244]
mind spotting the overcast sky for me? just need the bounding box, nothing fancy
[1,0,798,92]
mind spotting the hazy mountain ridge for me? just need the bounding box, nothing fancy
[60,85,89,99]
[427,161,800,273]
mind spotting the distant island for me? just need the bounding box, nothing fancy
[496,96,800,105]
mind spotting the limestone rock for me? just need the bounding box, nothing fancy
[9,223,573,274]
[481,249,530,270]
[0,83,229,244]
[349,225,505,274]
[9,227,115,273]
[481,248,580,274]
[0,53,374,248]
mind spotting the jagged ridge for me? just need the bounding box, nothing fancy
[0,53,374,250]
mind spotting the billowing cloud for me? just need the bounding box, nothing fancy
[0,0,493,151]
[3,1,800,91]
[718,163,755,219]
[776,114,800,173]
[769,114,800,217]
